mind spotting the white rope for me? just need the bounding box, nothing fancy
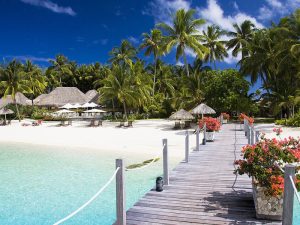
[289,175,300,204]
[53,167,120,225]
[126,153,161,171]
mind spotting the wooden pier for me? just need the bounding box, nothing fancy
[125,124,281,225]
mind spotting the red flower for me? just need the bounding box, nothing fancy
[199,117,221,132]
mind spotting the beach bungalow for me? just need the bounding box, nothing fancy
[85,90,100,103]
[33,94,48,105]
[0,92,31,109]
[35,87,88,108]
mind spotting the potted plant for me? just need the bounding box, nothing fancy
[221,113,230,124]
[234,129,300,220]
[199,117,221,141]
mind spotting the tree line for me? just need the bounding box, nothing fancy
[0,8,299,119]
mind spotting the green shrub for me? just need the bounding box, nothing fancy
[275,111,300,127]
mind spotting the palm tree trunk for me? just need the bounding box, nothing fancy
[112,99,116,119]
[152,57,157,96]
[183,51,190,77]
[14,100,21,122]
[122,101,128,121]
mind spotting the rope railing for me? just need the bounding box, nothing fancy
[53,167,120,225]
[289,175,300,204]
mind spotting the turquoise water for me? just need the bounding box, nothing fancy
[293,195,300,225]
[0,143,173,225]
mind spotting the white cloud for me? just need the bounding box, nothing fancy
[93,39,108,45]
[145,0,191,24]
[198,0,264,31]
[6,55,52,63]
[233,1,239,11]
[128,36,139,44]
[258,0,300,21]
[20,0,76,16]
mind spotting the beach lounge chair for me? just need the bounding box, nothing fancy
[125,121,133,127]
[174,121,180,129]
[68,120,72,126]
[184,121,191,128]
[116,121,124,128]
[98,120,103,126]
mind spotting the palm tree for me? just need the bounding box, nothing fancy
[0,60,31,121]
[48,54,72,86]
[140,29,164,95]
[98,65,138,120]
[157,9,208,76]
[109,40,137,68]
[202,25,228,69]
[227,20,256,59]
[22,60,47,106]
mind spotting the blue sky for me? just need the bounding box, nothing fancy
[0,0,299,71]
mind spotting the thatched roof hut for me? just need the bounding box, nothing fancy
[36,87,88,107]
[33,94,48,105]
[191,103,216,116]
[169,109,194,120]
[0,92,31,109]
[85,90,100,103]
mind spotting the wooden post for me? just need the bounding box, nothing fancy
[185,130,189,163]
[247,125,251,145]
[283,164,296,225]
[250,126,254,145]
[202,123,206,145]
[255,130,260,143]
[221,114,223,124]
[244,119,248,136]
[196,128,200,151]
[163,139,169,185]
[116,159,126,225]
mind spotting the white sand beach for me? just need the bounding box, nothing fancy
[0,119,199,162]
[0,120,299,161]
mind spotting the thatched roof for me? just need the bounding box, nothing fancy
[0,92,31,109]
[0,108,14,115]
[33,94,48,105]
[191,103,216,115]
[85,90,100,103]
[36,87,88,107]
[169,109,194,120]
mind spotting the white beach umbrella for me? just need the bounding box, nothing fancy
[60,103,74,109]
[83,109,106,113]
[71,103,82,109]
[88,102,99,108]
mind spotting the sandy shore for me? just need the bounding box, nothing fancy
[0,120,299,161]
[0,119,200,161]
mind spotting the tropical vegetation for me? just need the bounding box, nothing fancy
[0,8,299,121]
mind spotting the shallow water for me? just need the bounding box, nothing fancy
[0,143,176,225]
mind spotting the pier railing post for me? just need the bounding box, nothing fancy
[244,119,248,136]
[202,123,206,145]
[283,164,296,225]
[221,114,223,124]
[250,126,254,145]
[185,130,189,163]
[116,159,126,225]
[255,130,260,143]
[247,125,251,145]
[196,128,200,151]
[163,139,169,185]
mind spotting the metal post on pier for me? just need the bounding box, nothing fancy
[221,114,223,125]
[116,159,126,225]
[250,126,254,145]
[202,123,206,145]
[283,164,296,225]
[196,128,200,151]
[163,139,169,185]
[255,130,260,143]
[244,119,248,136]
[247,125,251,145]
[185,130,189,163]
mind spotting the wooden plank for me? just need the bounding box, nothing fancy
[125,124,281,225]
